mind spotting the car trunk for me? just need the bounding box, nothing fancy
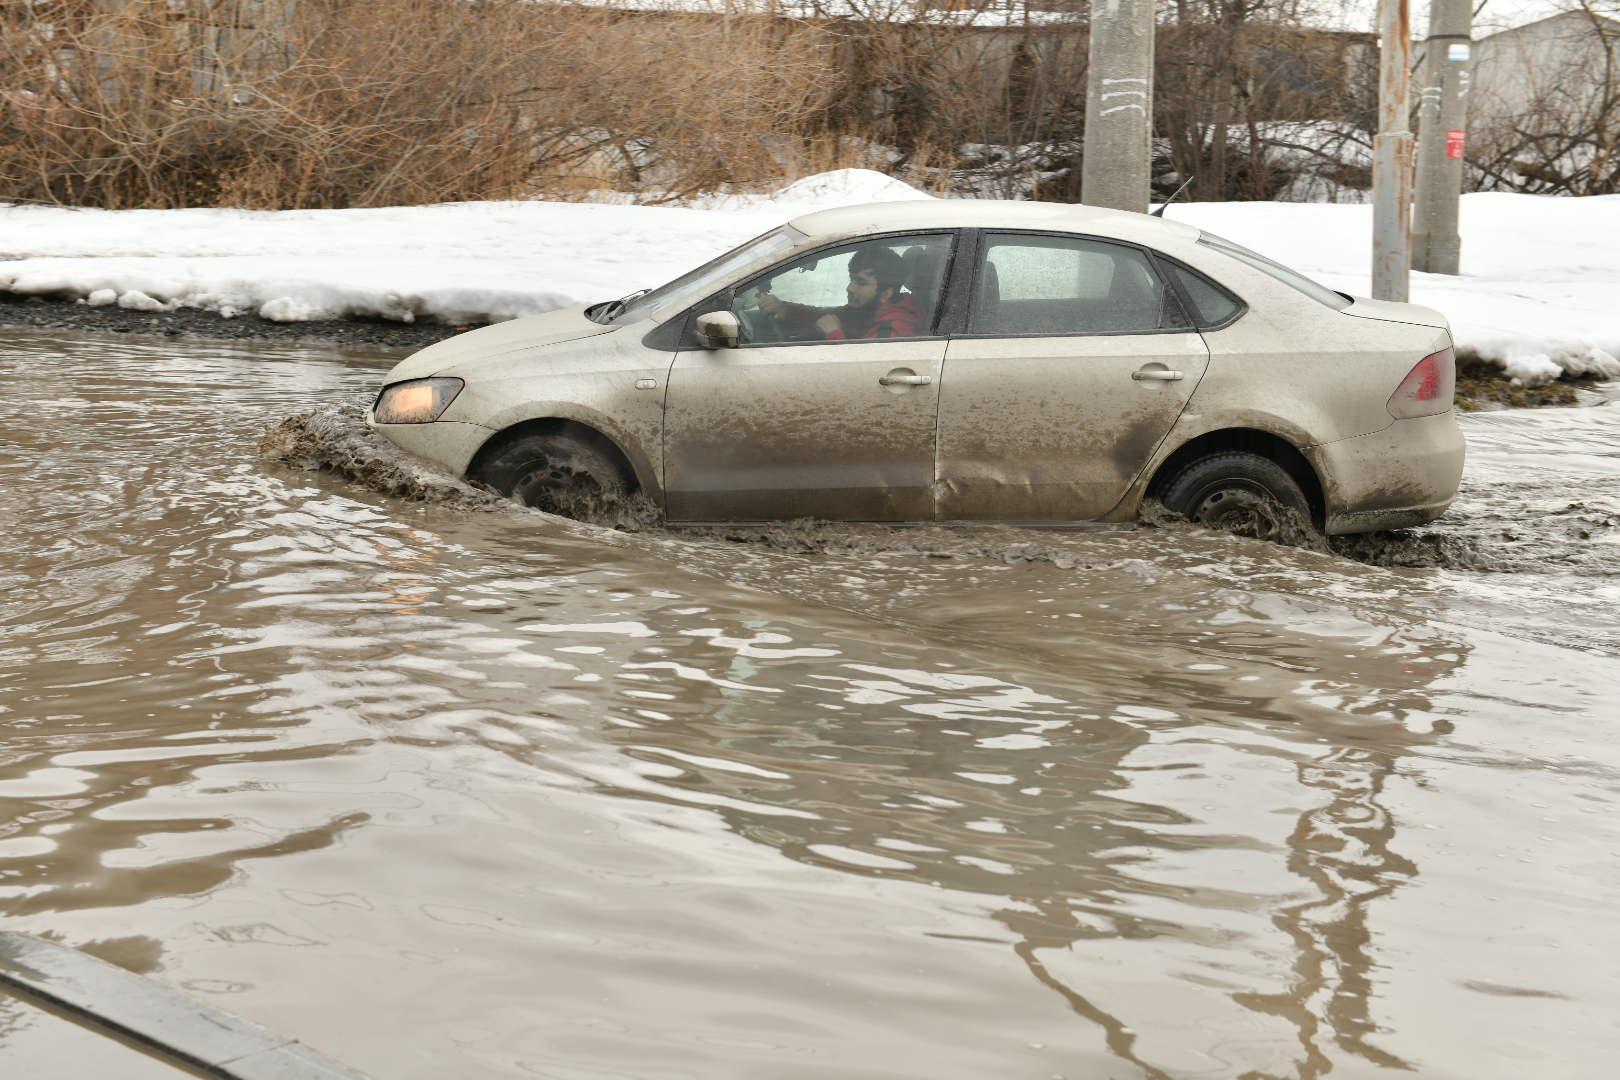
[1341,296,1451,330]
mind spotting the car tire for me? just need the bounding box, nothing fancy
[471,433,631,517]
[1159,451,1313,539]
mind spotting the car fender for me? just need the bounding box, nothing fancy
[1106,408,1323,521]
[468,398,663,500]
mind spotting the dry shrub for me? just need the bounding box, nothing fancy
[215,0,543,208]
[1,0,535,208]
[0,0,838,209]
[0,0,1405,209]
[523,9,839,200]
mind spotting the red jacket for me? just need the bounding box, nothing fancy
[775,294,928,341]
[825,294,927,341]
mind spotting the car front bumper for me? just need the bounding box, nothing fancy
[367,416,493,478]
[1307,411,1466,535]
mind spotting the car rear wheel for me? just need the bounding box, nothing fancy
[1159,451,1313,539]
[471,433,631,518]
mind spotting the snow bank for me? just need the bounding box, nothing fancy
[1164,193,1620,385]
[0,169,926,327]
[2,172,1616,385]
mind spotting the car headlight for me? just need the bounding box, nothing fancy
[373,378,463,424]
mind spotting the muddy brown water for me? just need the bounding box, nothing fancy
[3,330,1619,1079]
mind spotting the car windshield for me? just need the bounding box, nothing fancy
[592,225,805,325]
[1197,231,1352,310]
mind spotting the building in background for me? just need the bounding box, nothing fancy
[1467,9,1620,194]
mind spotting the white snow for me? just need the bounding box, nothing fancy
[1162,193,1620,385]
[115,289,167,313]
[0,169,917,328]
[2,169,1617,385]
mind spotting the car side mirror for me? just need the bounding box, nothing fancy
[694,310,740,350]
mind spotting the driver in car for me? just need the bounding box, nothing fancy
[756,247,926,341]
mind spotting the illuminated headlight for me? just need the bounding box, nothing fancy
[373,378,463,424]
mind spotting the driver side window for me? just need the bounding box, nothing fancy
[728,233,953,346]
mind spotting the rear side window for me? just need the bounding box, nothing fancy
[970,234,1190,335]
[1159,259,1244,328]
[1197,232,1351,310]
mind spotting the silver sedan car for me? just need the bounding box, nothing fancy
[369,201,1464,534]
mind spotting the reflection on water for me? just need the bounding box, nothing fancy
[2,331,1619,1078]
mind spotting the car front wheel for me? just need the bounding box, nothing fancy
[471,433,631,518]
[1159,451,1313,539]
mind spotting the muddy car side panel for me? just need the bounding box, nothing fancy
[437,325,672,497]
[1146,240,1453,443]
[664,339,946,521]
[1186,303,1444,445]
[1100,406,1320,523]
[936,331,1210,520]
[1091,240,1463,528]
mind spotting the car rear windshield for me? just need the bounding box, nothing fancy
[1197,232,1351,310]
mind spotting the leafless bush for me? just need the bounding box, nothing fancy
[521,8,839,201]
[2,0,536,207]
[0,0,1459,209]
[803,1,1089,196]
[0,0,838,208]
[1155,3,1374,202]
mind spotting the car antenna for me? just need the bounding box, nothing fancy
[1152,176,1195,218]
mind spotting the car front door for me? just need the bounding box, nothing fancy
[935,232,1210,521]
[663,232,955,522]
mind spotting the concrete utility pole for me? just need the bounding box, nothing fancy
[1082,0,1155,214]
[1413,0,1473,274]
[1371,0,1414,301]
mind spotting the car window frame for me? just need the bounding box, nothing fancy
[1144,250,1250,333]
[649,229,964,353]
[1195,231,1351,311]
[953,229,1209,341]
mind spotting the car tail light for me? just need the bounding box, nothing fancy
[1387,347,1455,418]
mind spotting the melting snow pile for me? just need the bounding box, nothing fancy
[2,171,1616,385]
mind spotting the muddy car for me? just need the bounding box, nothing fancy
[369,201,1464,534]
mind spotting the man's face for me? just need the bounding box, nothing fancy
[846,268,884,310]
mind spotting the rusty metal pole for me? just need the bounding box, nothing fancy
[1082,0,1155,213]
[1372,0,1414,301]
[1413,0,1472,274]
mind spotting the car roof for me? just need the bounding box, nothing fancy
[787,199,1203,247]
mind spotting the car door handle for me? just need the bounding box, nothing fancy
[1131,369,1185,382]
[879,373,932,387]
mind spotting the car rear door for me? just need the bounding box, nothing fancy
[935,231,1210,522]
[663,233,955,522]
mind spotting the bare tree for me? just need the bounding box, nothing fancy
[1467,1,1620,194]
[1155,0,1372,202]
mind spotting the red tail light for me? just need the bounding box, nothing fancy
[1387,347,1455,418]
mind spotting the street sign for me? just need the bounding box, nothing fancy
[1446,130,1466,159]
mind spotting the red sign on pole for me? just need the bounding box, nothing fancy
[1446,130,1466,159]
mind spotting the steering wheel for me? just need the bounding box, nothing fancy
[734,290,785,345]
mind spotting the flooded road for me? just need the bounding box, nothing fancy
[3,330,1618,1079]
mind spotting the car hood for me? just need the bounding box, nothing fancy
[1342,296,1450,330]
[382,306,616,383]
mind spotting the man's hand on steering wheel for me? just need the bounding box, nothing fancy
[755,286,785,321]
